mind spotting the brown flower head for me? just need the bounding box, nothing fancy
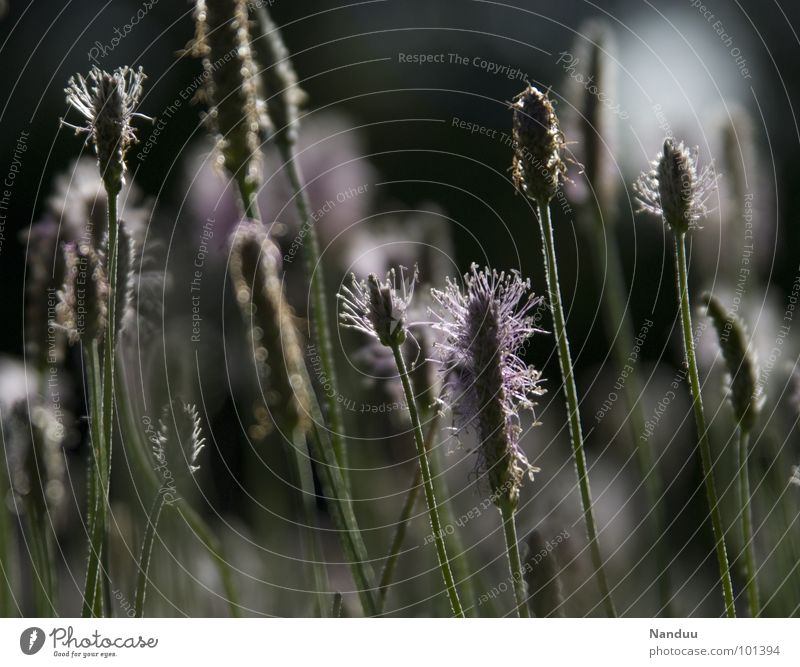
[511,85,568,204]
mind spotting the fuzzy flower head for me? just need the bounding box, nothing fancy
[64,66,147,195]
[431,265,546,509]
[56,241,108,345]
[151,403,207,504]
[229,221,311,435]
[339,266,418,347]
[702,293,762,432]
[634,138,718,234]
[194,0,269,195]
[511,85,568,204]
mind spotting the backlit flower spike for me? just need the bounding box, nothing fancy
[63,66,147,195]
[634,138,719,233]
[430,264,546,508]
[338,265,418,347]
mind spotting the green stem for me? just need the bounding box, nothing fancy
[83,340,106,617]
[737,427,759,617]
[134,490,167,617]
[674,232,735,618]
[25,500,55,616]
[279,144,348,482]
[536,200,616,617]
[87,188,120,617]
[378,455,422,611]
[587,208,672,614]
[434,471,475,615]
[290,427,330,616]
[377,410,474,614]
[304,400,378,616]
[390,344,463,617]
[377,409,443,611]
[499,497,529,617]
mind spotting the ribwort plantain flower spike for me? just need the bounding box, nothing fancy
[565,20,619,210]
[634,138,718,234]
[431,265,544,616]
[56,242,108,346]
[229,221,311,435]
[339,265,464,616]
[512,84,616,614]
[338,266,417,348]
[194,0,268,212]
[100,220,137,337]
[63,66,147,196]
[511,85,567,204]
[703,293,761,616]
[634,139,735,617]
[431,264,545,510]
[702,293,762,432]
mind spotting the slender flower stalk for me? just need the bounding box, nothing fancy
[115,364,242,616]
[63,65,147,616]
[134,404,207,617]
[634,140,735,617]
[511,85,616,616]
[339,268,464,616]
[252,6,349,482]
[392,345,464,617]
[376,360,476,614]
[703,293,762,617]
[377,407,445,612]
[431,265,547,618]
[377,425,427,612]
[566,23,672,613]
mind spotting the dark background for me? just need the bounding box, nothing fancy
[1,0,799,361]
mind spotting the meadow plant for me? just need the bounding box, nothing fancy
[62,64,147,617]
[512,84,617,616]
[431,265,546,617]
[634,139,735,617]
[703,293,762,616]
[5,1,797,622]
[339,267,466,616]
